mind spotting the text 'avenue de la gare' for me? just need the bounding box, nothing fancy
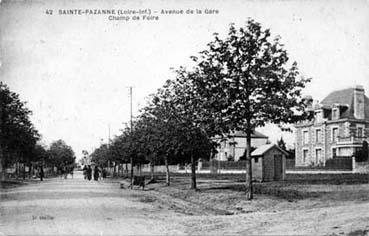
[56,9,219,15]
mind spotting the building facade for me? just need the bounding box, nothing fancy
[295,85,369,167]
[214,130,269,161]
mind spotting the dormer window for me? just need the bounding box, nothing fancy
[315,110,323,123]
[332,107,340,120]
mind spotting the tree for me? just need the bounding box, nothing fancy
[48,140,75,170]
[0,82,40,180]
[148,77,218,189]
[190,19,310,199]
[277,137,287,151]
[90,144,110,167]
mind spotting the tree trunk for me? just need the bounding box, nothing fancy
[190,152,197,190]
[245,128,253,200]
[125,162,128,178]
[113,162,117,177]
[165,156,170,186]
[28,162,32,179]
[15,162,18,179]
[0,147,5,181]
[130,157,133,189]
[150,161,155,180]
[22,163,26,180]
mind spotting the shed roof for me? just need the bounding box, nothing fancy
[251,144,288,157]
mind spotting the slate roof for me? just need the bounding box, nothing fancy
[251,144,288,157]
[320,87,369,119]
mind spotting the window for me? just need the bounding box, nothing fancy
[315,149,322,164]
[315,129,322,143]
[356,125,365,138]
[255,157,259,163]
[332,108,339,120]
[303,130,309,145]
[332,148,337,158]
[315,111,322,123]
[303,149,308,163]
[358,127,363,138]
[332,127,339,142]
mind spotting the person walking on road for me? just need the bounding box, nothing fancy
[39,166,44,181]
[93,166,100,181]
[87,165,92,181]
[63,165,68,179]
[69,165,74,179]
[82,165,87,180]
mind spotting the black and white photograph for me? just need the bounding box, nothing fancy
[1,0,369,235]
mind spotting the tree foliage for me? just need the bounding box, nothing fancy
[89,19,310,195]
[0,82,41,179]
[48,140,76,168]
[187,19,310,199]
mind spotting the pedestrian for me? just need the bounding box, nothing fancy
[63,165,68,179]
[39,166,44,181]
[82,165,87,180]
[59,167,63,178]
[93,166,100,181]
[70,165,74,179]
[87,165,92,181]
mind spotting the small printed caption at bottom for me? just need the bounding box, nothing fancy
[45,8,220,22]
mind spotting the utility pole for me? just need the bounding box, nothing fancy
[129,86,134,189]
[107,123,111,175]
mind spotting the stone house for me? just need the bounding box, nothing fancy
[251,144,287,181]
[295,85,369,167]
[214,130,269,161]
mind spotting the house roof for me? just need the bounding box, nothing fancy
[230,130,268,139]
[320,87,369,119]
[251,144,288,157]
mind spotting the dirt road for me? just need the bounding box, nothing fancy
[0,172,186,235]
[1,172,369,235]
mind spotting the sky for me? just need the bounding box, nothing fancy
[1,0,368,159]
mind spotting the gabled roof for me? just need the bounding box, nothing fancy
[320,87,369,119]
[251,144,288,157]
[231,130,268,139]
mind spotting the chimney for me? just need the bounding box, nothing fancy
[354,85,365,119]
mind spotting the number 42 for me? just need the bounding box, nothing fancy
[45,9,53,15]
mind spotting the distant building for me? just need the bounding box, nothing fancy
[214,130,269,161]
[295,85,369,167]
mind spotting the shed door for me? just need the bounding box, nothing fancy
[274,155,283,180]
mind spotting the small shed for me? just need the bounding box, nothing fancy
[251,144,288,182]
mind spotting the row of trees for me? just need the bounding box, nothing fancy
[90,19,311,199]
[0,82,75,180]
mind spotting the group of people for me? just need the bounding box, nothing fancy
[59,165,74,179]
[83,165,106,181]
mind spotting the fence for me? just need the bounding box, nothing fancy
[286,159,295,169]
[201,160,247,173]
[325,157,352,170]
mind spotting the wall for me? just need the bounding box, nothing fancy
[262,148,286,181]
[353,160,369,173]
[251,157,263,181]
[141,164,178,173]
